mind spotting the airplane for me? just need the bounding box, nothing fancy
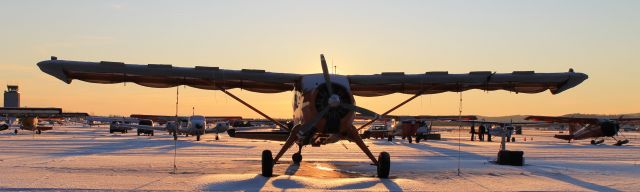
[1,107,63,134]
[117,115,231,141]
[86,116,139,126]
[456,119,543,142]
[130,114,241,125]
[360,115,477,143]
[525,116,640,146]
[38,54,588,178]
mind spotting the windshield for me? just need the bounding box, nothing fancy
[190,116,206,122]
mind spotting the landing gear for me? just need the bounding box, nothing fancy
[407,136,413,143]
[387,135,393,142]
[14,129,18,134]
[591,139,604,145]
[196,134,201,141]
[36,130,42,134]
[292,152,302,164]
[377,152,390,178]
[614,139,629,146]
[261,150,274,177]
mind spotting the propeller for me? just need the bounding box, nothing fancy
[296,54,380,141]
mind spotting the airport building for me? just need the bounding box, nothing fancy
[4,85,20,108]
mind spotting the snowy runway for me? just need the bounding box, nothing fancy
[1,126,638,191]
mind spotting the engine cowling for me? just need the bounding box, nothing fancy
[600,121,619,137]
[314,83,352,133]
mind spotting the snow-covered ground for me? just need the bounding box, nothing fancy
[1,125,639,191]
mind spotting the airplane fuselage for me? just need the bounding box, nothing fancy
[554,121,619,141]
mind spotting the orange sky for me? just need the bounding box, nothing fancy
[1,1,639,118]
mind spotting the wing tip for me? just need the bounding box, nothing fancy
[551,72,588,94]
[37,59,72,84]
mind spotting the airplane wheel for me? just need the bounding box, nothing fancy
[408,136,413,143]
[416,136,421,143]
[261,150,274,177]
[387,135,393,142]
[377,152,390,178]
[37,130,42,134]
[196,135,201,141]
[591,140,596,145]
[15,129,18,134]
[292,152,302,164]
[137,131,141,136]
[215,135,219,140]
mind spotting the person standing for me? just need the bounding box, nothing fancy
[470,125,476,141]
[478,125,485,141]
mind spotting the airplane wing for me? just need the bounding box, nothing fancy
[38,58,587,96]
[118,124,167,132]
[226,129,289,141]
[525,116,600,124]
[348,71,587,96]
[387,115,478,121]
[38,58,301,93]
[617,118,640,122]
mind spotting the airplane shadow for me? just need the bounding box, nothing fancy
[202,175,269,192]
[270,176,403,191]
[403,142,489,160]
[47,137,253,157]
[526,165,622,192]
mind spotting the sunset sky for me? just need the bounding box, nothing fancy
[1,0,639,118]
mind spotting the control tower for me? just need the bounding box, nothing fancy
[4,85,20,107]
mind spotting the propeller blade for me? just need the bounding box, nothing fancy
[297,107,331,138]
[320,54,333,96]
[341,103,379,119]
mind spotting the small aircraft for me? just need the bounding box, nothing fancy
[525,116,640,146]
[360,115,477,143]
[0,107,65,134]
[38,54,587,178]
[456,120,543,142]
[118,115,231,141]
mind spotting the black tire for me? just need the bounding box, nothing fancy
[416,136,421,143]
[387,135,393,142]
[137,130,141,136]
[377,152,390,178]
[14,129,18,134]
[590,140,596,145]
[262,150,274,177]
[37,130,42,134]
[215,134,219,140]
[408,136,413,143]
[292,152,302,164]
[196,135,201,141]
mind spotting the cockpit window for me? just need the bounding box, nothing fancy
[190,116,206,121]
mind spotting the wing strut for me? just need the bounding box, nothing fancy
[217,86,290,130]
[356,90,424,131]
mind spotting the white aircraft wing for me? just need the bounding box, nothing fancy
[38,57,587,96]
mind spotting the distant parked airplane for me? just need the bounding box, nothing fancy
[526,116,640,146]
